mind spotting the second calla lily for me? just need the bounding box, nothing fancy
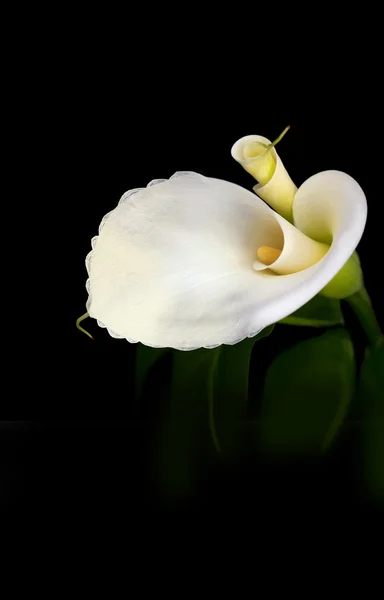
[231,131,297,222]
[84,165,367,349]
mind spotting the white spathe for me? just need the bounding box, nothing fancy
[85,171,367,350]
[252,214,329,275]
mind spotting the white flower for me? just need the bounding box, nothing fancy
[84,169,366,350]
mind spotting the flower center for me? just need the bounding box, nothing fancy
[256,246,282,265]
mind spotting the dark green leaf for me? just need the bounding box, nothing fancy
[155,347,221,500]
[135,343,170,400]
[155,325,275,500]
[260,329,355,454]
[214,325,274,458]
[358,345,384,500]
[279,295,344,328]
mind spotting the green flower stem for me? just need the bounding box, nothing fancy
[265,125,291,153]
[345,287,384,350]
[319,252,363,299]
[208,350,222,453]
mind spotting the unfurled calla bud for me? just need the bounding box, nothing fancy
[231,127,297,222]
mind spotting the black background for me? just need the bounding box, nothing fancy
[2,30,383,527]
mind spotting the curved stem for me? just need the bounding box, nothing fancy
[267,125,291,151]
[345,288,383,350]
[250,125,291,158]
[76,312,94,340]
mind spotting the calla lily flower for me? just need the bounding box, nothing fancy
[84,169,366,350]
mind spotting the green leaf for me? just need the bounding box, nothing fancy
[135,343,170,400]
[279,295,344,328]
[155,326,275,501]
[155,347,221,500]
[214,325,274,458]
[358,345,384,501]
[260,329,355,454]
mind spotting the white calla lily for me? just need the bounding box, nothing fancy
[84,170,366,350]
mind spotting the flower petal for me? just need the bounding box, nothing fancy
[293,170,367,298]
[231,135,297,221]
[253,213,329,275]
[86,172,366,350]
[293,170,367,246]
